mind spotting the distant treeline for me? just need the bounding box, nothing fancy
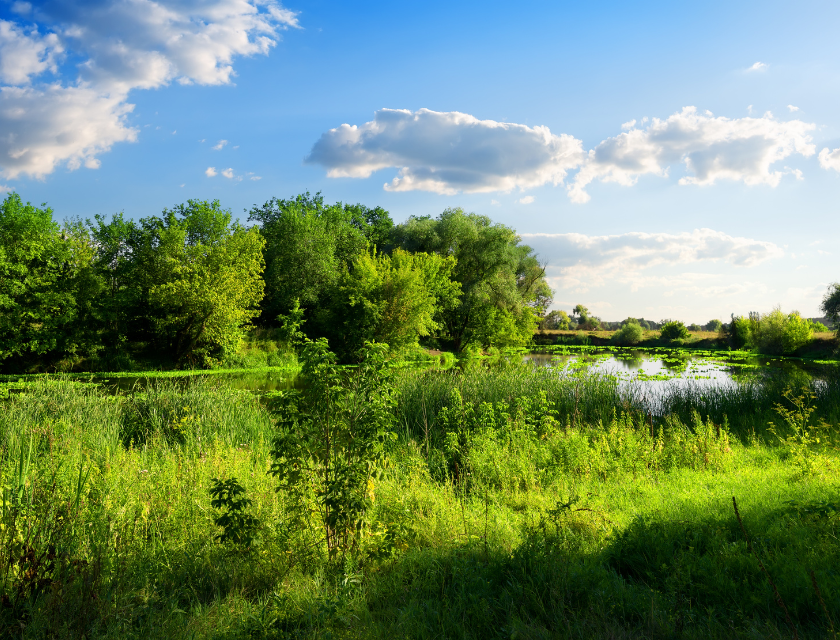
[0,192,551,372]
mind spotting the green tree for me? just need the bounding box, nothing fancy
[613,319,644,345]
[752,307,813,355]
[660,320,689,341]
[821,282,840,336]
[390,208,546,350]
[0,193,78,369]
[705,319,723,332]
[249,193,393,325]
[541,309,570,330]
[326,249,460,360]
[141,200,266,365]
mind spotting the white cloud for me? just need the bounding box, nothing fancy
[0,0,299,179]
[746,61,767,72]
[0,85,137,178]
[0,20,63,85]
[567,106,815,203]
[523,228,783,270]
[818,147,840,172]
[212,139,228,150]
[221,167,234,178]
[205,166,217,176]
[249,175,261,180]
[787,105,799,112]
[518,195,535,204]
[490,198,500,205]
[522,228,784,292]
[621,119,636,130]
[305,108,584,195]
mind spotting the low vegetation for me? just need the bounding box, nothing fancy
[1,351,839,638]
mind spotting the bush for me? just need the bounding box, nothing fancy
[612,321,644,346]
[660,321,689,341]
[753,307,813,355]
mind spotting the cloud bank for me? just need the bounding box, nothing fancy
[0,0,299,179]
[309,107,817,201]
[305,108,584,195]
[521,228,784,294]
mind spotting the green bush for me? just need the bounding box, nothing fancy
[753,307,813,355]
[705,319,723,332]
[660,320,689,341]
[612,321,644,346]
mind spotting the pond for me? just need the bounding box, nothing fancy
[523,345,837,392]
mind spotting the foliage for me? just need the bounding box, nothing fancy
[209,477,260,552]
[660,320,690,341]
[768,389,833,476]
[821,282,840,335]
[612,319,644,345]
[325,249,461,361]
[248,192,392,327]
[0,193,79,369]
[269,339,397,561]
[705,318,723,332]
[390,208,547,350]
[540,309,570,330]
[752,307,814,355]
[145,200,266,365]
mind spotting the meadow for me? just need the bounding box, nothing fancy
[1,350,839,639]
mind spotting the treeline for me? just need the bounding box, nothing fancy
[0,192,550,372]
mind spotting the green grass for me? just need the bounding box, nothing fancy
[1,367,839,638]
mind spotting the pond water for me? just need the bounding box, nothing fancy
[13,347,829,396]
[523,346,837,392]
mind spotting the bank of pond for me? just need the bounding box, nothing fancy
[0,350,839,638]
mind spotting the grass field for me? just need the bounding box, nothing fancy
[0,364,839,639]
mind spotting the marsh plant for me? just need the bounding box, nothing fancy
[269,339,397,562]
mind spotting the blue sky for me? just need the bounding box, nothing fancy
[1,0,838,323]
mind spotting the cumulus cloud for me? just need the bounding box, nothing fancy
[567,107,815,203]
[818,147,840,172]
[0,85,137,178]
[221,167,235,178]
[305,108,584,195]
[518,195,534,204]
[787,105,799,112]
[0,20,63,85]
[205,166,217,176]
[212,139,228,150]
[0,0,299,179]
[747,61,767,72]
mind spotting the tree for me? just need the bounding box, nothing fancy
[0,193,78,369]
[325,249,460,360]
[660,320,689,341]
[613,319,644,345]
[541,309,570,330]
[705,319,723,332]
[390,208,547,350]
[141,200,265,365]
[249,193,393,326]
[821,283,840,336]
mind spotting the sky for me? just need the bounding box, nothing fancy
[0,0,838,323]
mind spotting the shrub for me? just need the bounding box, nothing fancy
[753,307,813,355]
[613,321,644,346]
[704,319,723,332]
[660,321,689,341]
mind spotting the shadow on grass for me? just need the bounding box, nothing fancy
[246,498,839,640]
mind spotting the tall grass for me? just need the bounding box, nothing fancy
[0,368,838,638]
[395,361,840,442]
